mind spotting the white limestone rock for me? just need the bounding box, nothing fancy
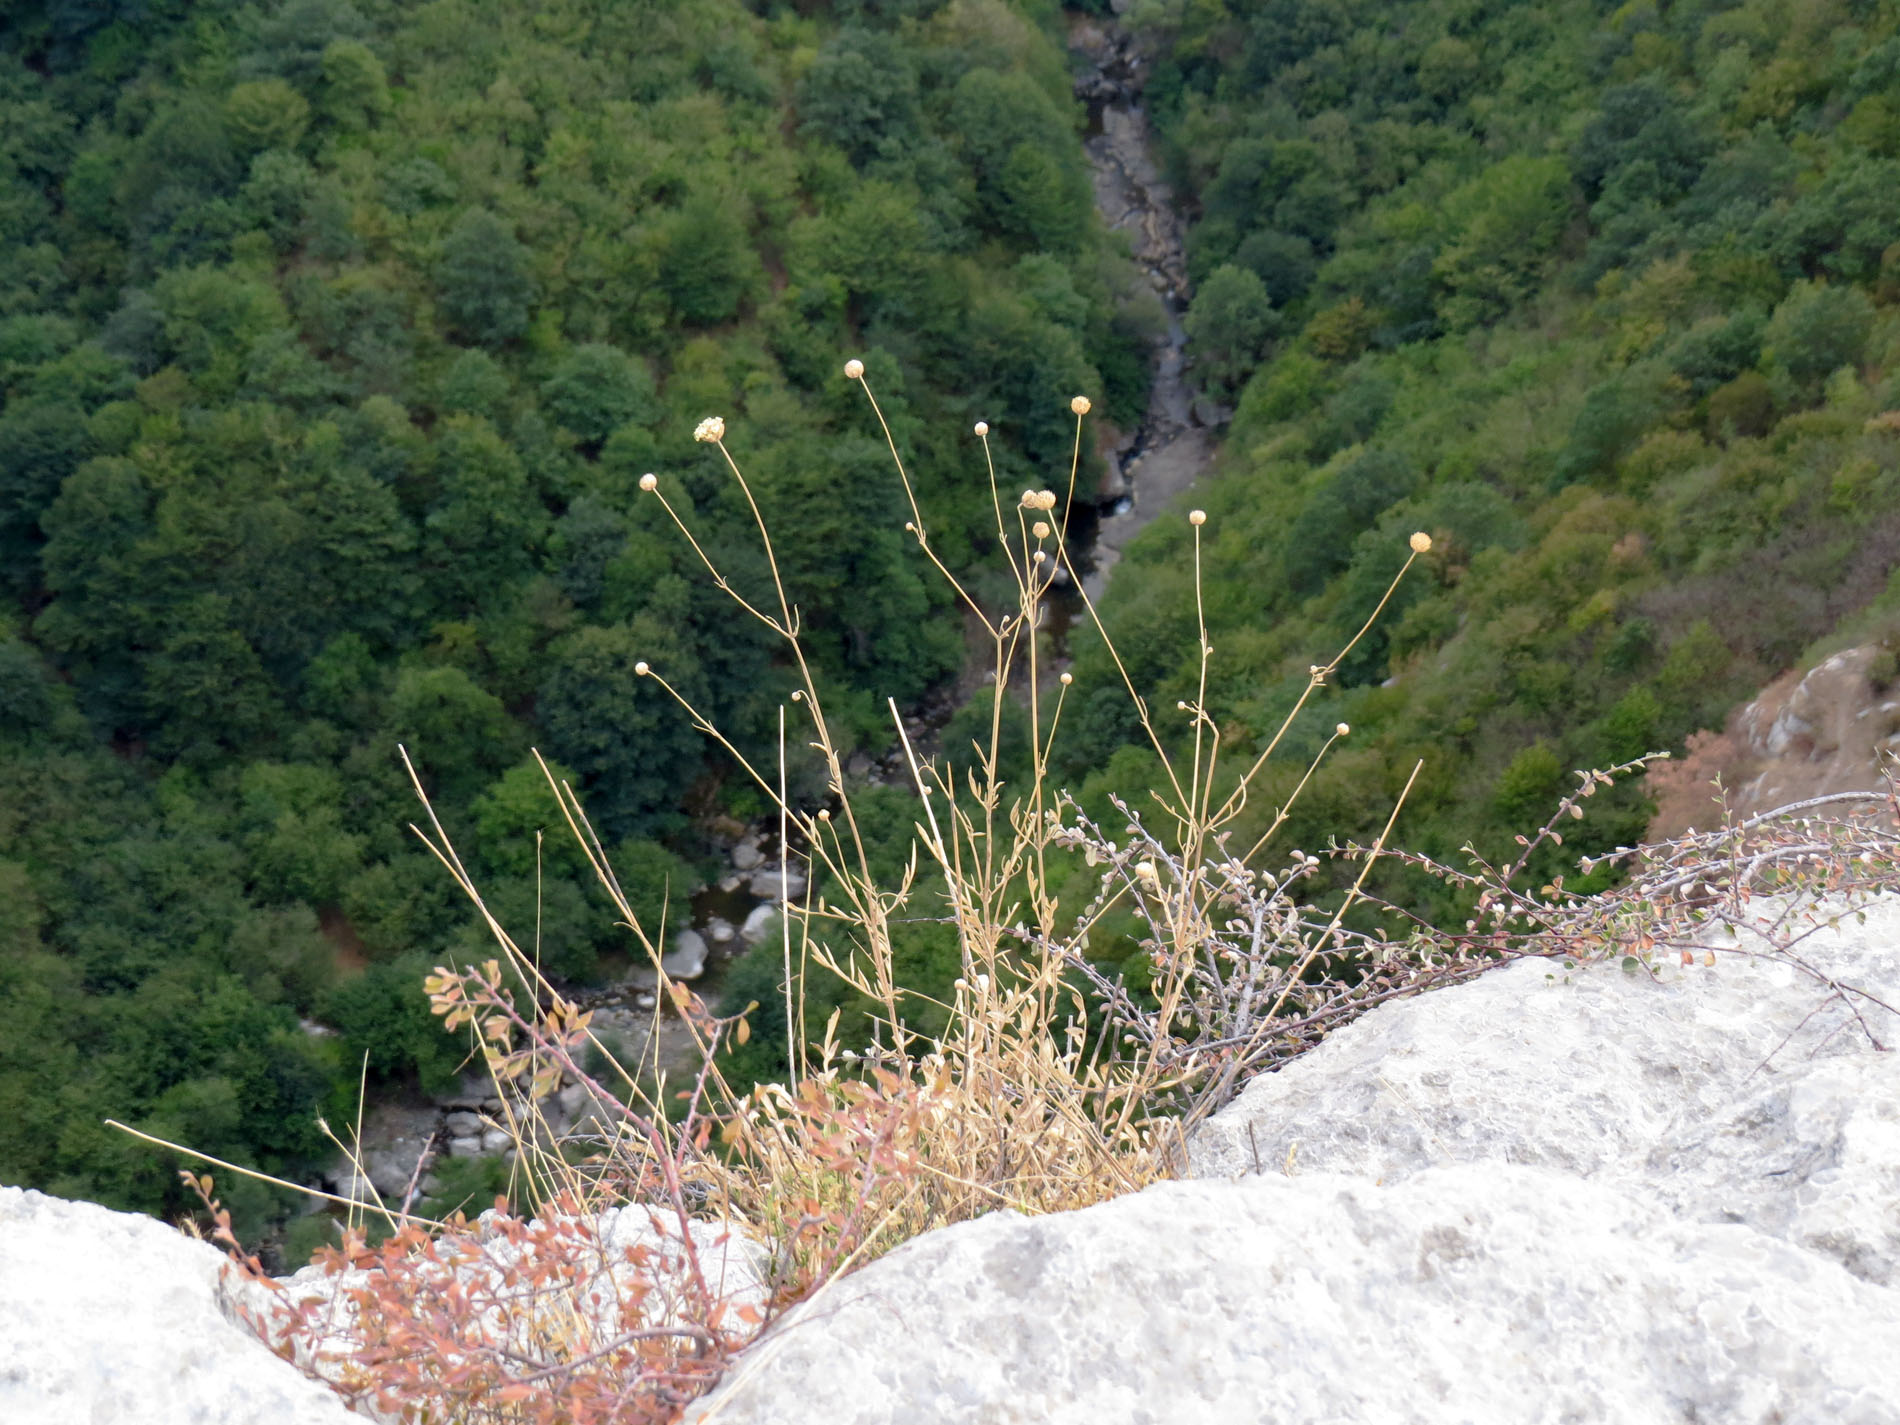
[745,867,806,902]
[690,1167,1900,1425]
[662,928,709,980]
[740,903,780,945]
[0,1187,360,1425]
[1194,911,1898,1181]
[688,898,1900,1424]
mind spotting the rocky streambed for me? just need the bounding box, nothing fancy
[1071,9,1219,599]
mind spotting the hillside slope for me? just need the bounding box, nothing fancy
[1056,0,1900,952]
[0,0,1145,1229]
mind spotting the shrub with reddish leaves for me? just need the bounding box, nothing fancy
[202,1178,762,1425]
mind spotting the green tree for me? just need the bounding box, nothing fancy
[540,344,658,446]
[384,664,518,805]
[436,209,535,346]
[472,757,586,878]
[658,197,759,328]
[323,954,469,1093]
[1763,281,1874,395]
[224,80,310,156]
[945,67,1090,249]
[1433,156,1572,330]
[797,28,922,168]
[537,618,704,838]
[319,39,389,131]
[144,596,282,761]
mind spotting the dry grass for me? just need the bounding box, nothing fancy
[149,367,1900,1420]
[161,369,1464,1421]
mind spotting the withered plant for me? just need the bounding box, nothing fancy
[145,363,1678,1424]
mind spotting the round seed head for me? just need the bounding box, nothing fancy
[974,421,990,437]
[1188,508,1206,526]
[1336,722,1351,737]
[634,661,650,676]
[1036,489,1057,510]
[639,472,658,492]
[1031,520,1051,540]
[790,689,804,702]
[1409,530,1433,553]
[1032,550,1046,564]
[817,809,831,821]
[693,415,725,443]
[1070,395,1092,415]
[1059,671,1073,685]
[843,358,864,380]
[1135,860,1158,881]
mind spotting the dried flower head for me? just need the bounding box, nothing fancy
[843,358,864,380]
[1032,550,1046,564]
[1031,521,1051,540]
[1188,509,1206,526]
[1336,722,1351,737]
[1036,489,1057,510]
[634,661,650,676]
[1020,489,1038,508]
[974,421,990,437]
[1134,859,1158,881]
[693,416,725,443]
[1070,395,1091,415]
[1059,671,1073,685]
[638,472,658,492]
[1409,530,1432,553]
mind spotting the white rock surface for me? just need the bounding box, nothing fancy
[0,1187,360,1425]
[745,867,806,902]
[692,1167,1898,1425]
[662,927,709,980]
[1189,902,1900,1286]
[688,898,1900,1424]
[740,902,780,945]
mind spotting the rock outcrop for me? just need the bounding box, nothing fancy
[10,900,1900,1424]
[0,1187,359,1425]
[1649,643,1900,838]
[688,898,1900,1425]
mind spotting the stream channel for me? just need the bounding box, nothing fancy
[1070,7,1219,600]
[328,5,1214,1209]
[595,6,1217,1029]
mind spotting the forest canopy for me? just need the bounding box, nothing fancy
[0,0,1146,1228]
[1049,0,1900,959]
[9,0,1900,1236]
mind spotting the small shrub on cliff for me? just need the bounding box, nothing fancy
[177,370,1758,1422]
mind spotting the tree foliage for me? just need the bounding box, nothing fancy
[0,0,1138,1223]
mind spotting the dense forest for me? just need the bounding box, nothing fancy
[6,0,1900,1234]
[0,0,1145,1229]
[1055,0,1900,917]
